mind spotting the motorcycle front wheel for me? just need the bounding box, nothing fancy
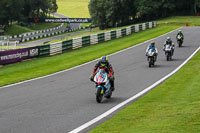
[149,57,152,67]
[178,40,182,47]
[96,87,103,103]
[166,53,170,61]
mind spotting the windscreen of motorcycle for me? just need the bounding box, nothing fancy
[165,44,171,51]
[148,49,154,56]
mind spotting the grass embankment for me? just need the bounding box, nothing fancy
[158,16,200,26]
[57,0,90,18]
[90,51,200,133]
[0,25,178,86]
[5,23,61,36]
[80,23,91,28]
[5,24,34,35]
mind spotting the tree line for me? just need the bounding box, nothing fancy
[89,0,200,29]
[0,0,58,28]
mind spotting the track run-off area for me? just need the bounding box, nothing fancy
[0,27,199,133]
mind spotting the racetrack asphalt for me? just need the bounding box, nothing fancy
[0,27,199,133]
[53,12,81,31]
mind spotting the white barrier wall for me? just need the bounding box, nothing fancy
[90,34,98,45]
[105,32,111,41]
[149,22,153,28]
[50,42,62,56]
[126,27,131,35]
[142,23,146,30]
[116,30,122,38]
[73,37,82,49]
[135,25,139,32]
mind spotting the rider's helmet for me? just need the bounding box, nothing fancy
[167,37,171,41]
[151,41,155,46]
[100,56,108,67]
[179,30,182,33]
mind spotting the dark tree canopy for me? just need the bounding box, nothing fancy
[0,0,58,28]
[89,0,200,29]
[89,0,136,29]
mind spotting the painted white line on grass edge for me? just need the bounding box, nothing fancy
[69,46,200,133]
[0,27,182,89]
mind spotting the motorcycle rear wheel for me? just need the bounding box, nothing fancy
[105,91,112,99]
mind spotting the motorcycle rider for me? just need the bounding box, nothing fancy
[176,30,184,42]
[164,37,175,55]
[146,41,158,61]
[90,56,115,91]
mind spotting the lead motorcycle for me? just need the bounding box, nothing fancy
[164,44,173,61]
[146,49,156,68]
[93,69,112,103]
[177,35,183,47]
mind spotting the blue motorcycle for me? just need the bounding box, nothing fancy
[93,69,112,103]
[164,44,173,61]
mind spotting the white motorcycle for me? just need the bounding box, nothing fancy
[146,49,156,68]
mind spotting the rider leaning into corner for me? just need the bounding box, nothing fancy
[146,41,158,61]
[176,30,184,41]
[164,37,175,55]
[90,56,115,91]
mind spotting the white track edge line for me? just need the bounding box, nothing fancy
[0,27,182,89]
[69,46,200,133]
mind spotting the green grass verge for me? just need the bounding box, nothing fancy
[0,25,178,86]
[0,46,25,50]
[158,16,200,26]
[5,24,34,35]
[90,50,200,133]
[29,23,61,31]
[57,0,90,18]
[80,23,91,28]
[5,23,61,36]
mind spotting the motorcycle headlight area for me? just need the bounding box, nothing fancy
[96,82,106,86]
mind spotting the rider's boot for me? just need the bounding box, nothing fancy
[110,80,115,91]
[154,55,157,62]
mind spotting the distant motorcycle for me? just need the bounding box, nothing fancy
[164,44,173,61]
[146,49,156,67]
[177,35,183,47]
[93,69,112,103]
